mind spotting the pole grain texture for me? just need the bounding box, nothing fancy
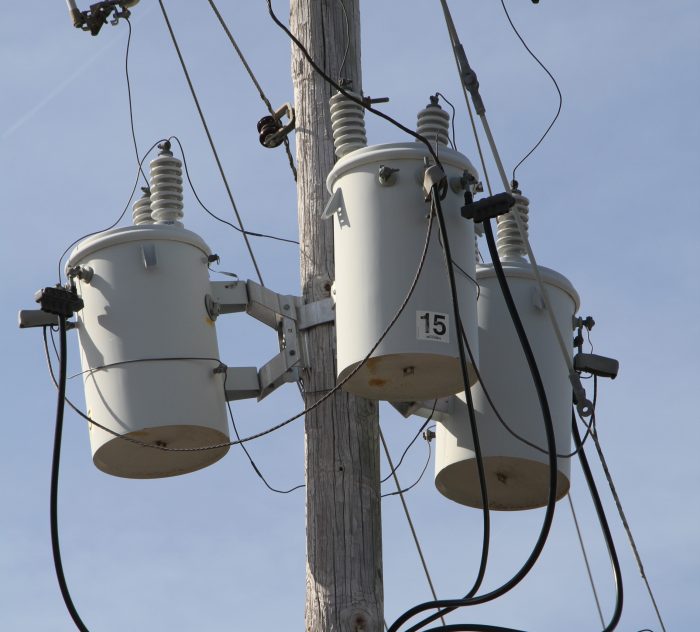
[290,1,384,630]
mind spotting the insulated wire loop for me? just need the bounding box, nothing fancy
[43,199,437,453]
[226,398,304,494]
[381,437,432,498]
[157,0,264,286]
[390,220,558,632]
[206,0,297,181]
[381,401,437,484]
[169,136,299,245]
[572,415,623,631]
[123,17,147,187]
[459,321,592,459]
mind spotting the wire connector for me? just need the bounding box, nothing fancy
[35,285,84,318]
[461,192,516,223]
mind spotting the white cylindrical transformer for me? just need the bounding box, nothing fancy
[327,142,480,401]
[435,261,579,510]
[67,224,229,478]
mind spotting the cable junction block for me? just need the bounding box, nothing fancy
[461,192,516,223]
[205,280,335,401]
[34,285,84,318]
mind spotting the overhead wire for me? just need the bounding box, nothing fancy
[265,0,444,169]
[435,92,458,150]
[169,135,299,245]
[499,0,562,183]
[443,0,590,418]
[458,321,593,459]
[567,491,606,628]
[205,0,297,181]
[589,379,667,632]
[381,435,432,498]
[157,0,265,285]
[381,401,437,484]
[380,428,446,627]
[226,399,304,494]
[123,17,147,187]
[571,413,623,631]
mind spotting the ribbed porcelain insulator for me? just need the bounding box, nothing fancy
[150,151,184,225]
[496,190,529,261]
[330,90,367,158]
[416,102,450,148]
[132,189,154,225]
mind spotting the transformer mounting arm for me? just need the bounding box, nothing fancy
[206,280,335,401]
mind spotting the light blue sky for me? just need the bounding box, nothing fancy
[2,1,698,630]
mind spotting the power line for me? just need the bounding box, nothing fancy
[379,428,445,627]
[123,17,147,187]
[567,492,606,628]
[381,437,431,498]
[499,0,562,182]
[157,0,265,285]
[381,402,437,484]
[205,0,297,181]
[226,400,304,495]
[589,379,667,632]
[169,135,299,246]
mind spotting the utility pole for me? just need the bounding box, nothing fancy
[290,1,384,630]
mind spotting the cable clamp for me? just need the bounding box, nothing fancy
[422,164,447,201]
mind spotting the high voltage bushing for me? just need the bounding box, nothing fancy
[324,95,480,401]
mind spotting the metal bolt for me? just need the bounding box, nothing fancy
[378,164,399,186]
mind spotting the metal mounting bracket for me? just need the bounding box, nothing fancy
[390,397,454,422]
[206,280,335,401]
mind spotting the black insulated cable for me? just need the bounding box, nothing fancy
[389,219,558,632]
[49,319,91,632]
[572,416,623,631]
[431,192,490,600]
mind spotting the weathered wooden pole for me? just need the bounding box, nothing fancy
[290,1,384,630]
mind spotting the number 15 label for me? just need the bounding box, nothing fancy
[417,311,450,343]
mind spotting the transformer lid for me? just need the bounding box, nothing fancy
[326,141,479,192]
[476,260,580,311]
[66,224,212,270]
